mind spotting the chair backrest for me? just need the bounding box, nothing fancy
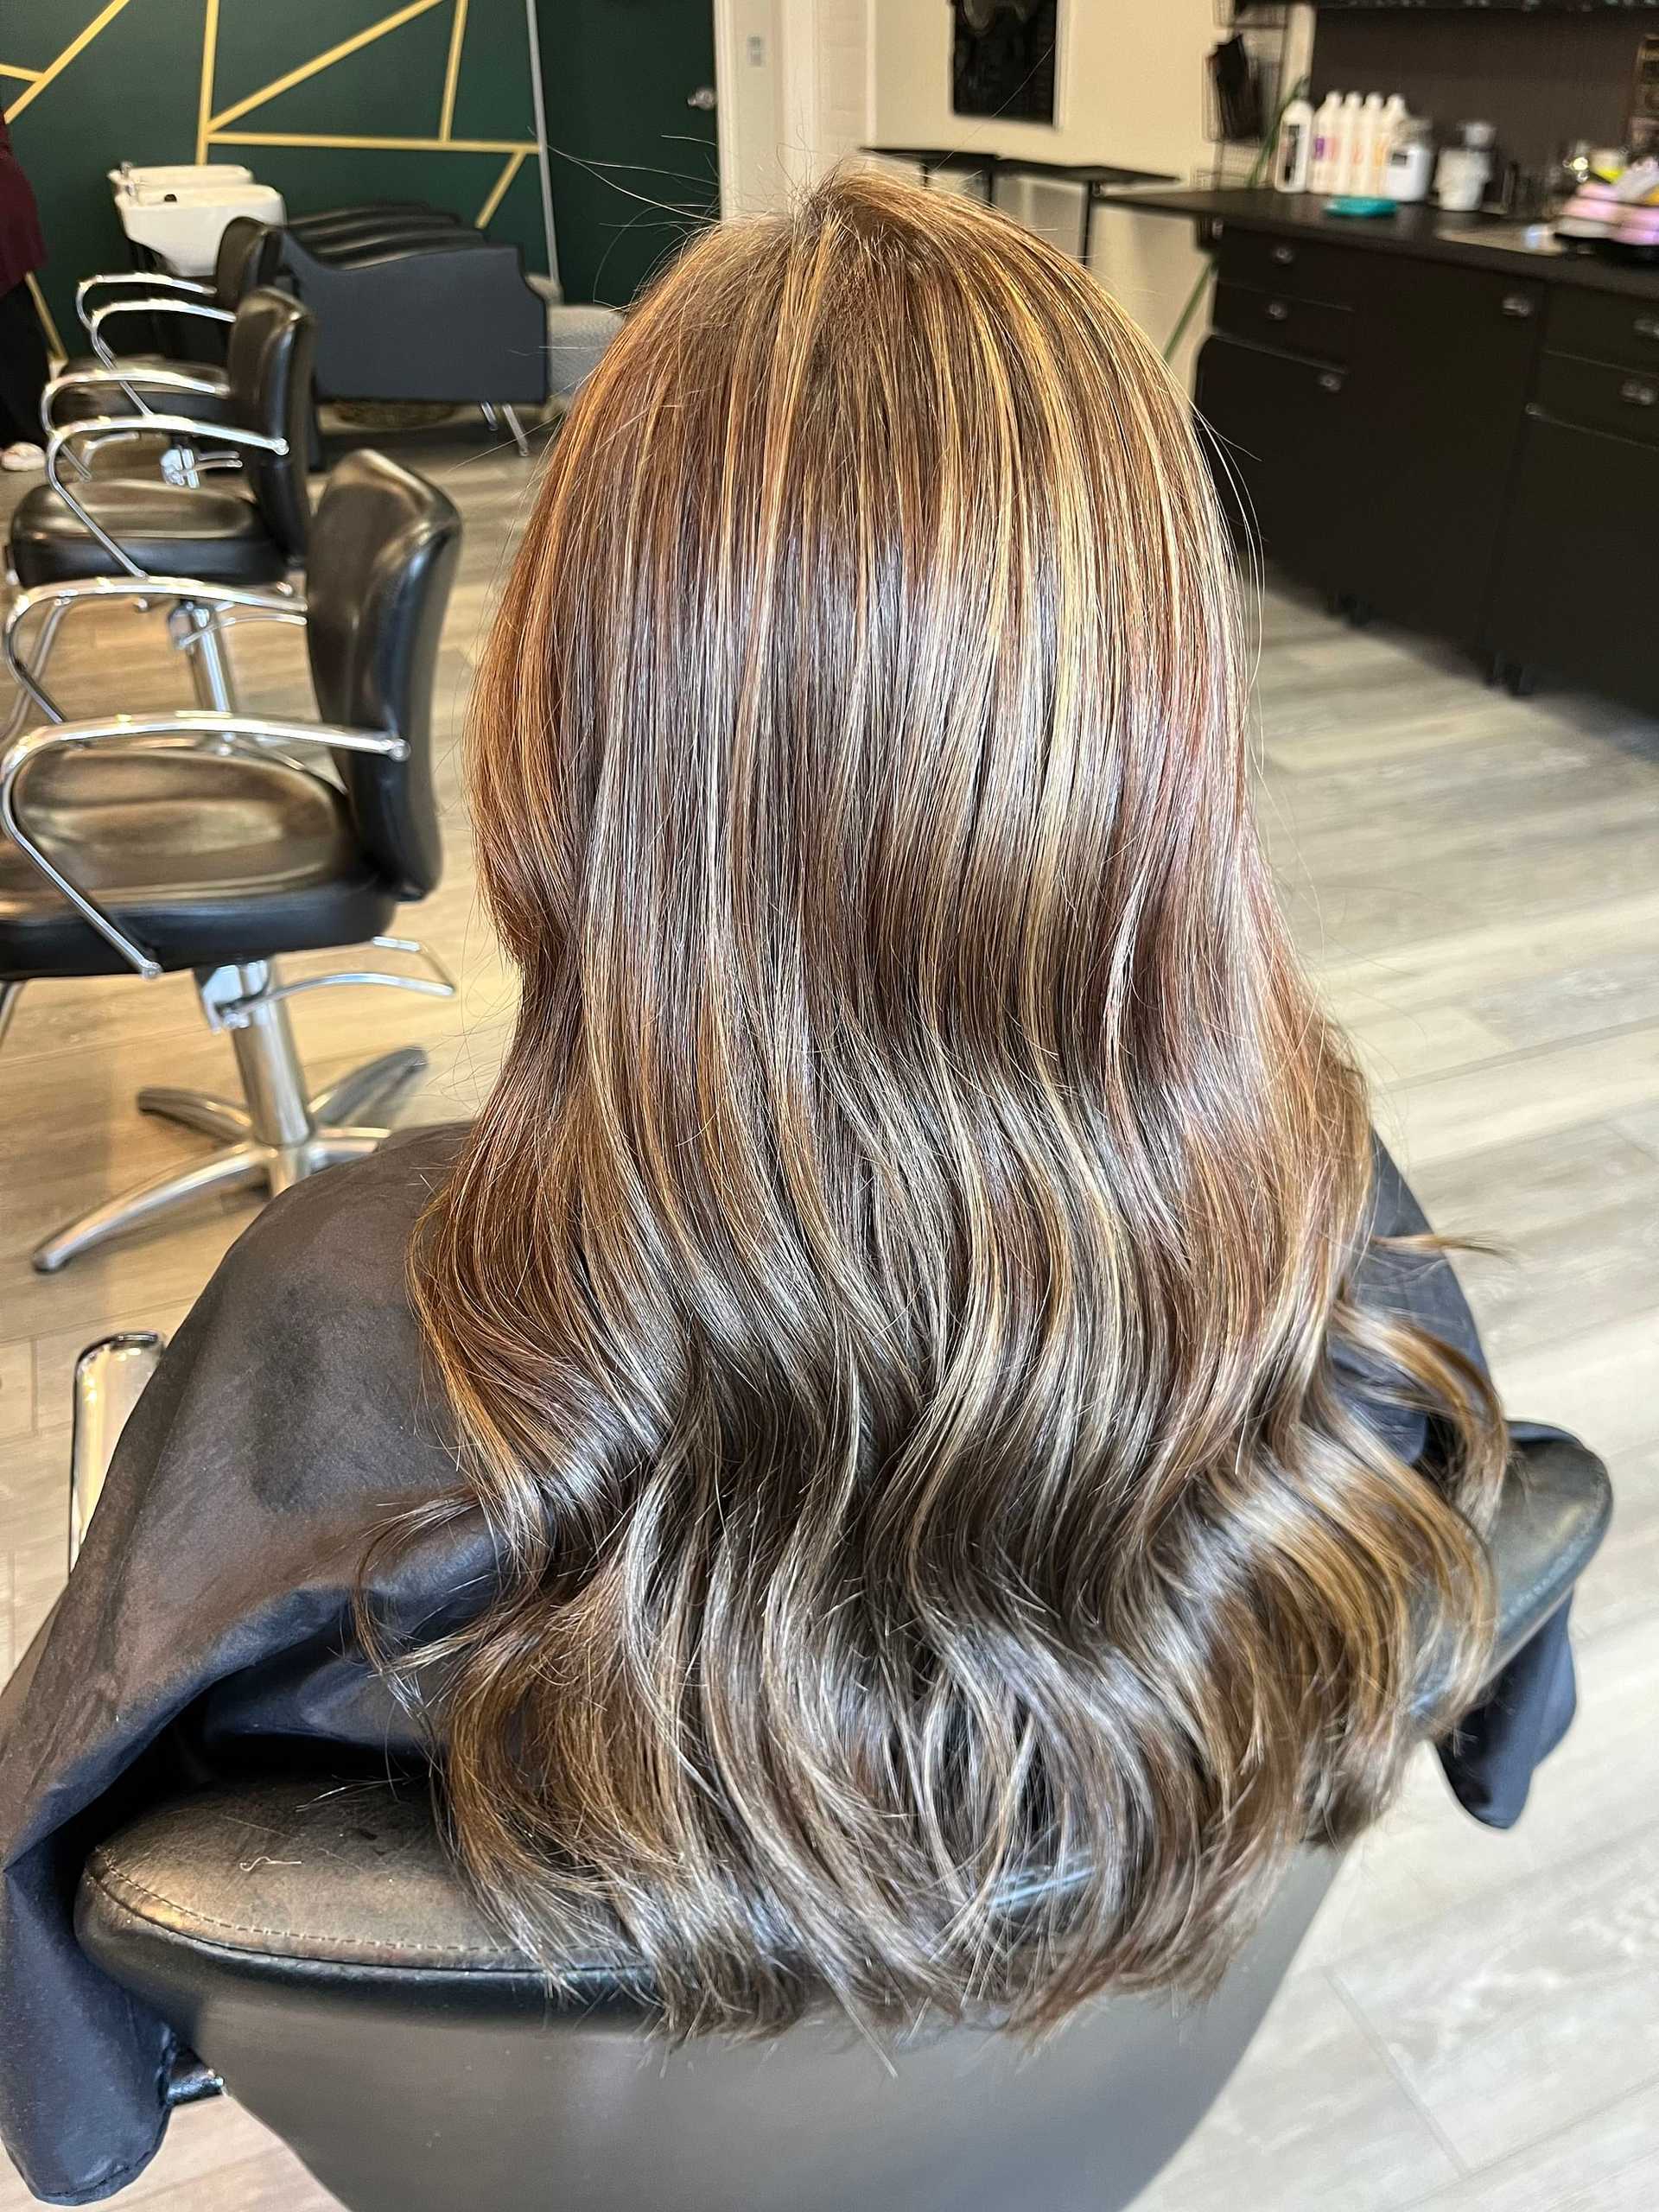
[276,231,548,406]
[304,450,462,899]
[288,203,466,244]
[212,216,282,309]
[226,287,315,563]
[79,1776,1338,2212]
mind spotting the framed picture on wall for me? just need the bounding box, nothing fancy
[951,0,1059,125]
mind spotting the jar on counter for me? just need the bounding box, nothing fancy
[1386,118,1434,204]
[1435,145,1490,213]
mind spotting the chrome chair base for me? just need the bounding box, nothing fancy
[479,401,532,458]
[29,968,429,1274]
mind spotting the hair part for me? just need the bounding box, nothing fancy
[366,168,1503,2037]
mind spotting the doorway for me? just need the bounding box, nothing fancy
[533,0,720,308]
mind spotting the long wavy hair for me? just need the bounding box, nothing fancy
[376,168,1504,2037]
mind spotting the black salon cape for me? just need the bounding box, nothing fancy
[0,1125,1580,2203]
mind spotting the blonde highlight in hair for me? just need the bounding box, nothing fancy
[375,170,1503,2036]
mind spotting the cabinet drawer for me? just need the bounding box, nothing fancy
[1545,285,1659,372]
[1534,353,1659,446]
[1487,414,1659,715]
[1213,281,1351,365]
[1215,228,1356,307]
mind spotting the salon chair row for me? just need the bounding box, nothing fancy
[0,280,465,1272]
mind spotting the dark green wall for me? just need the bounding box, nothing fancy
[3,0,546,353]
[533,0,716,308]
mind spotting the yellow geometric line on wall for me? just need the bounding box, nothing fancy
[3,0,134,123]
[0,65,41,85]
[475,146,525,227]
[197,0,221,165]
[207,0,448,134]
[439,0,468,140]
[212,131,531,155]
[195,1,534,202]
[25,272,62,359]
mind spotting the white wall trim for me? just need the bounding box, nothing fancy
[710,0,743,215]
[711,0,873,213]
[780,0,820,192]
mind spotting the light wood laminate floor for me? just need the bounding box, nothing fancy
[1,429,1655,2211]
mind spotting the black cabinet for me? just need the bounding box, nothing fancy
[1335,261,1544,642]
[1484,284,1659,713]
[1195,335,1348,584]
[1487,417,1659,714]
[1189,214,1659,715]
[1197,228,1357,588]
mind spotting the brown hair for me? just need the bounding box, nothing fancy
[373,169,1503,2037]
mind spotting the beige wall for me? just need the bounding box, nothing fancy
[870,0,1219,384]
[714,0,1224,385]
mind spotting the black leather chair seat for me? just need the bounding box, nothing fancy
[51,354,233,427]
[10,480,287,588]
[0,747,395,979]
[77,1772,1341,2212]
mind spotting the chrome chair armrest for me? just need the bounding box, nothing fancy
[0,712,406,978]
[70,1333,166,1568]
[77,270,214,337]
[3,577,305,727]
[86,296,234,371]
[42,363,226,435]
[45,416,289,579]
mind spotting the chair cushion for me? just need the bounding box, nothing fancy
[81,1778,560,2001]
[52,356,234,428]
[0,745,396,979]
[9,480,287,588]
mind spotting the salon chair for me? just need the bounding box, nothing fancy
[62,1334,1607,2212]
[4,287,313,735]
[47,217,285,432]
[279,225,550,454]
[0,448,461,1271]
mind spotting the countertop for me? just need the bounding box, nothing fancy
[1119,188,1659,302]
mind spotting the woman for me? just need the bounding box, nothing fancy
[0,172,1573,2202]
[0,110,47,469]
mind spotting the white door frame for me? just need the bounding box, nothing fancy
[523,0,562,293]
[709,0,747,214]
[712,0,860,213]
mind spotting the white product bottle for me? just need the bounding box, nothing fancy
[1274,93,1314,193]
[1354,92,1386,195]
[1332,92,1364,194]
[1376,93,1408,194]
[1308,92,1343,195]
